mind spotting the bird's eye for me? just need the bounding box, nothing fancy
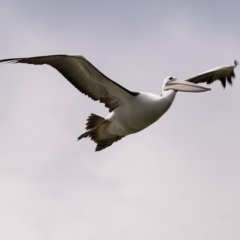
[169,77,173,80]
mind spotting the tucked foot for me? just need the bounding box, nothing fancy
[77,132,89,141]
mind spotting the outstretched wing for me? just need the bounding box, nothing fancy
[0,55,139,112]
[185,60,238,88]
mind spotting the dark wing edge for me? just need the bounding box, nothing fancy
[185,60,238,88]
[0,55,139,112]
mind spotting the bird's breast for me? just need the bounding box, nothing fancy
[107,91,176,136]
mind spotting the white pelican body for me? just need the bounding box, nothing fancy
[0,55,238,151]
[106,91,176,136]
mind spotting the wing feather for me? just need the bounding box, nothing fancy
[185,60,238,88]
[0,55,139,111]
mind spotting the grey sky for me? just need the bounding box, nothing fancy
[0,0,240,239]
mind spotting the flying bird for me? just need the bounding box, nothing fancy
[0,55,238,151]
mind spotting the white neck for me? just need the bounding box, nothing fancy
[161,89,176,98]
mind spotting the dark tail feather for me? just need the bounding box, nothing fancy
[78,113,124,151]
[86,113,104,130]
[77,113,104,141]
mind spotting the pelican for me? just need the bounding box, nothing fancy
[0,55,238,151]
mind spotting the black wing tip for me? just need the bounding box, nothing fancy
[221,79,226,88]
[220,60,238,88]
[234,59,239,67]
[0,54,86,65]
[0,58,20,64]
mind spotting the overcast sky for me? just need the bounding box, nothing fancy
[0,0,240,239]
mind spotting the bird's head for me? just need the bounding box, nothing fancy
[162,76,211,93]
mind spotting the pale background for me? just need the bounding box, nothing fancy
[0,0,240,239]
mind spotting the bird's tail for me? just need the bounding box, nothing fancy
[78,113,123,151]
[78,113,105,141]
